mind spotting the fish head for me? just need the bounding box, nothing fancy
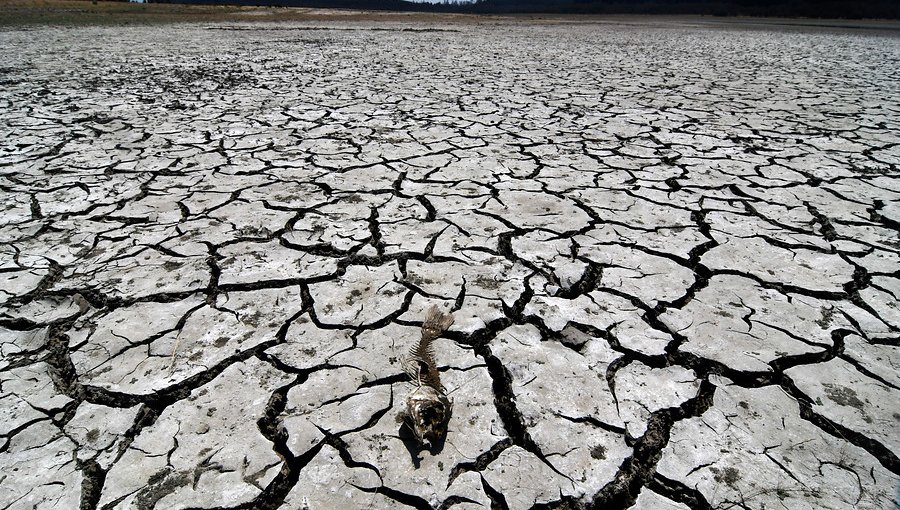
[406,386,451,447]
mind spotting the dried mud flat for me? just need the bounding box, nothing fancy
[1,18,899,510]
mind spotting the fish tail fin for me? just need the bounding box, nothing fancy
[421,305,454,342]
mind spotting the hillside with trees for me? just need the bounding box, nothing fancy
[147,0,900,19]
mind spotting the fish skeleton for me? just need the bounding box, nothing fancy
[400,305,455,448]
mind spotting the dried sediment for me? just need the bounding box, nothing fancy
[0,19,898,510]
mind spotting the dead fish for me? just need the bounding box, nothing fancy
[399,305,455,448]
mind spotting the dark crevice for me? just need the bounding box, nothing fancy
[480,475,510,510]
[447,437,514,487]
[646,473,714,510]
[351,484,432,510]
[591,380,716,508]
[781,377,900,475]
[78,459,106,510]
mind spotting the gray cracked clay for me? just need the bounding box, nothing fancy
[0,17,898,510]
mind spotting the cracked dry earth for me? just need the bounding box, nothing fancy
[1,18,899,510]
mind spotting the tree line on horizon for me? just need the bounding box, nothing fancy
[146,0,900,19]
[481,0,900,18]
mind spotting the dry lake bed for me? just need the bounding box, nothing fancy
[1,15,899,510]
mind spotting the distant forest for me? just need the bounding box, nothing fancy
[474,0,900,18]
[150,0,900,19]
